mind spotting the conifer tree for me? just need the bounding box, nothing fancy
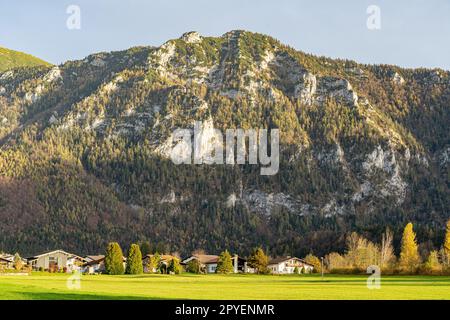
[105,242,125,275]
[140,241,152,257]
[125,243,143,275]
[167,258,182,274]
[216,250,234,274]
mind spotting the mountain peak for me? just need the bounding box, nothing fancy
[180,31,203,44]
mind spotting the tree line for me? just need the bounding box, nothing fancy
[324,221,450,275]
[102,220,450,276]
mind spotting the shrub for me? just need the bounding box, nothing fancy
[304,254,321,274]
[187,259,202,274]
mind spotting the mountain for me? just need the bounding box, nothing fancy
[0,47,50,72]
[0,31,448,256]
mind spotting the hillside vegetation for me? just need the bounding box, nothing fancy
[0,31,448,257]
[0,47,50,72]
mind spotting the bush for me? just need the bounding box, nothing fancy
[329,268,365,275]
[304,254,321,274]
[187,259,202,274]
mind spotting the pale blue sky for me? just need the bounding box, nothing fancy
[1,0,449,69]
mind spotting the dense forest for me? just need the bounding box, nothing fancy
[0,31,448,257]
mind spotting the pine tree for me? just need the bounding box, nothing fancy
[125,243,143,275]
[216,250,233,274]
[444,220,450,266]
[105,242,125,275]
[399,223,421,273]
[167,258,182,274]
[247,247,269,274]
[140,241,152,257]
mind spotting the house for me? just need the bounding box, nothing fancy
[84,255,105,263]
[66,255,86,272]
[182,254,219,273]
[0,257,14,270]
[83,256,106,274]
[142,254,177,273]
[26,250,84,272]
[83,255,126,274]
[0,253,15,262]
[268,257,314,274]
[182,254,247,273]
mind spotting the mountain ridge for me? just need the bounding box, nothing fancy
[0,30,448,256]
[0,46,51,72]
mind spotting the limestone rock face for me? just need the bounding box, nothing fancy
[294,72,317,105]
[392,72,405,85]
[181,31,203,44]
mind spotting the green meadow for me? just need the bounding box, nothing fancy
[0,273,449,300]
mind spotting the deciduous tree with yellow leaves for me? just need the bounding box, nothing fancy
[399,223,421,272]
[444,220,450,266]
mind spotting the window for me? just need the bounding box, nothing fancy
[48,256,58,270]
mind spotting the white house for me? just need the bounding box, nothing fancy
[268,257,314,274]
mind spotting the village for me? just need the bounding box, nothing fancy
[0,248,315,275]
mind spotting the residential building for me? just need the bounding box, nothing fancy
[182,254,247,273]
[26,250,84,272]
[268,257,314,274]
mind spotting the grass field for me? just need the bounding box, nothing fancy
[0,273,449,300]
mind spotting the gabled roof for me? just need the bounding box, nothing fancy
[268,256,313,266]
[85,255,105,261]
[0,257,12,263]
[84,257,105,266]
[84,255,126,266]
[0,254,14,262]
[183,254,219,264]
[26,249,78,260]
